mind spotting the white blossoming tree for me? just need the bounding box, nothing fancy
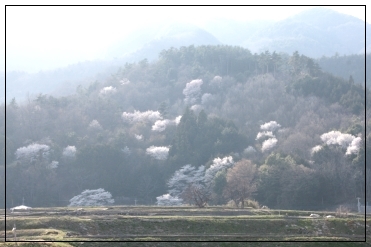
[203,156,234,185]
[346,137,362,155]
[146,146,169,160]
[255,121,281,153]
[183,79,203,105]
[157,164,206,207]
[99,86,117,96]
[88,120,102,130]
[256,131,274,141]
[15,143,50,164]
[49,161,59,169]
[152,119,172,132]
[310,130,362,157]
[243,146,257,156]
[68,188,114,207]
[156,194,183,206]
[158,156,234,207]
[122,110,162,124]
[151,116,181,132]
[63,145,76,158]
[261,138,278,153]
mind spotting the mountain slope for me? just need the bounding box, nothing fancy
[198,18,274,46]
[4,45,368,210]
[5,23,221,103]
[236,7,368,57]
[102,22,220,60]
[5,8,368,103]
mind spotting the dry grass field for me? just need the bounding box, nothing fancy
[0,206,369,246]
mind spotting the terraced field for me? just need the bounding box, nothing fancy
[0,206,369,245]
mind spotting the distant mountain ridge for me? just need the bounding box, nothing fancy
[5,7,368,103]
[5,22,222,103]
[239,7,368,57]
[104,22,221,62]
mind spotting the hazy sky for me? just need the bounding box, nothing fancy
[2,2,368,73]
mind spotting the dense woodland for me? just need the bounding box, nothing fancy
[3,45,370,210]
[317,53,370,87]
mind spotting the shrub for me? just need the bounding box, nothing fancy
[225,199,260,209]
[336,205,350,217]
[244,199,260,209]
[156,194,183,206]
[225,200,237,208]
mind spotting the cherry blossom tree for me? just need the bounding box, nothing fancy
[156,194,183,206]
[122,110,162,123]
[68,188,114,207]
[62,145,76,158]
[163,156,234,207]
[146,146,169,160]
[15,143,50,163]
[183,79,203,105]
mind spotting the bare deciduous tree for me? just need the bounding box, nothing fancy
[223,159,258,208]
[182,184,210,208]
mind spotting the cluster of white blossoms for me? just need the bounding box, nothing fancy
[156,194,183,206]
[15,143,50,162]
[310,145,323,155]
[243,146,257,155]
[146,146,170,160]
[311,130,362,156]
[119,78,130,85]
[122,110,162,123]
[63,145,76,157]
[174,116,182,125]
[262,138,278,153]
[212,75,222,83]
[157,155,234,206]
[256,121,281,153]
[121,146,131,155]
[99,86,117,96]
[183,79,203,105]
[260,121,281,132]
[49,161,59,169]
[15,143,76,169]
[203,156,234,185]
[190,104,203,113]
[167,164,206,197]
[152,116,182,132]
[320,131,355,148]
[152,119,172,132]
[135,134,143,140]
[256,131,275,140]
[122,111,180,161]
[88,120,102,130]
[346,137,362,155]
[68,188,114,207]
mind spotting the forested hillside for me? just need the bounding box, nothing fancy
[317,53,369,86]
[3,45,369,210]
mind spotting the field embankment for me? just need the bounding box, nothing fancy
[0,206,369,245]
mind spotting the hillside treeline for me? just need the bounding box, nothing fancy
[317,53,369,87]
[3,45,369,210]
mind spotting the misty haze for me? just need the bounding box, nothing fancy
[3,6,369,242]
